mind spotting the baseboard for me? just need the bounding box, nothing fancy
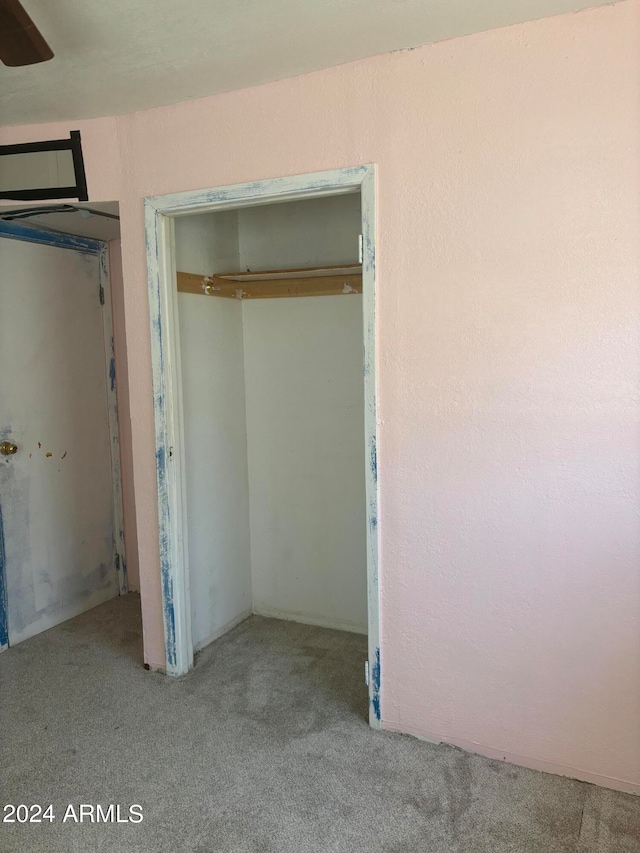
[252,604,367,635]
[192,608,253,653]
[383,720,640,795]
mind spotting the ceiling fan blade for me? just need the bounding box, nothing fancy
[0,0,53,66]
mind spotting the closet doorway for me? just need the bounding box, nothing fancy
[0,207,127,649]
[145,167,380,726]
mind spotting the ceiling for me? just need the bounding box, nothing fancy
[1,0,615,127]
[0,202,120,240]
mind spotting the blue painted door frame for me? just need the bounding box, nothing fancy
[0,219,126,650]
[144,166,382,727]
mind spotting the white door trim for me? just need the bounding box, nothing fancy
[145,166,381,727]
[0,221,127,653]
[98,243,128,595]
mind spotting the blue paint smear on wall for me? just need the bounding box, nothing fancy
[161,539,177,669]
[147,214,176,669]
[147,165,371,212]
[0,220,103,255]
[370,434,378,484]
[156,444,177,668]
[371,647,381,720]
[156,444,165,477]
[0,504,8,647]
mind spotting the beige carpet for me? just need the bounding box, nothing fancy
[1,594,638,852]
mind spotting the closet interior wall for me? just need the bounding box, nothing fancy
[175,192,367,651]
[175,212,252,651]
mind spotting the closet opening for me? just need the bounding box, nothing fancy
[145,167,380,727]
[0,202,142,664]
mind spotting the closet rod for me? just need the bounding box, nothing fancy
[177,263,362,300]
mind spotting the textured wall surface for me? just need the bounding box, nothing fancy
[175,214,252,651]
[244,295,367,632]
[2,0,639,791]
[237,194,362,270]
[239,194,367,633]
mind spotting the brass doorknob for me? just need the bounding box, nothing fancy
[0,441,18,456]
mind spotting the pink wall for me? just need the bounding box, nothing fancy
[3,0,639,792]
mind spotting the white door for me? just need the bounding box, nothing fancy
[0,236,119,646]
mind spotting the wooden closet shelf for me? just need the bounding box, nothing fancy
[177,264,362,300]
